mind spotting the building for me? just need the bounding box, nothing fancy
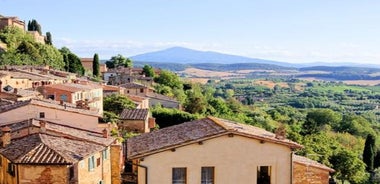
[120,83,153,96]
[293,155,335,184]
[0,118,123,184]
[0,66,74,90]
[118,109,155,133]
[0,99,101,130]
[80,58,107,74]
[0,16,25,30]
[42,82,103,115]
[126,116,333,184]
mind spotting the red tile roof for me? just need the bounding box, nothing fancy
[127,116,302,159]
[119,109,149,120]
[0,98,101,117]
[0,133,104,164]
[293,155,335,172]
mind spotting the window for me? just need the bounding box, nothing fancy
[7,163,15,176]
[99,180,104,184]
[102,149,108,160]
[257,166,271,184]
[140,88,144,93]
[60,94,67,102]
[88,156,95,171]
[39,112,45,118]
[97,157,101,167]
[172,167,186,184]
[201,167,214,184]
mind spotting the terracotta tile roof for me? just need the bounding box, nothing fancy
[120,109,149,120]
[103,85,123,91]
[120,82,147,89]
[0,133,104,164]
[44,83,97,93]
[127,116,302,159]
[0,98,101,117]
[145,92,178,102]
[293,155,335,172]
[0,118,115,146]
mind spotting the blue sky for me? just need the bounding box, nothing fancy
[1,0,380,64]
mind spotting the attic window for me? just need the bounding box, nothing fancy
[39,112,45,118]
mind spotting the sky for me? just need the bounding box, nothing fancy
[1,0,380,64]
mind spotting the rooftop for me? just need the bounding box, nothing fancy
[293,155,335,172]
[0,133,104,164]
[0,118,115,146]
[127,116,302,159]
[0,98,101,117]
[120,109,149,120]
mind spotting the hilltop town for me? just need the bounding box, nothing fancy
[1,14,380,184]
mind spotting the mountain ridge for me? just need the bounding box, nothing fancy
[130,47,380,68]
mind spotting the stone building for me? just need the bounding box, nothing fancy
[0,118,123,184]
[118,109,155,133]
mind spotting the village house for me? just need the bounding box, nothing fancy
[80,58,107,74]
[0,16,25,30]
[102,67,155,87]
[0,118,123,184]
[42,82,103,115]
[293,155,335,184]
[120,82,154,96]
[0,98,101,130]
[118,109,156,133]
[126,116,333,184]
[0,66,74,90]
[126,95,150,109]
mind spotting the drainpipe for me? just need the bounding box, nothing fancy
[290,151,294,184]
[129,161,148,184]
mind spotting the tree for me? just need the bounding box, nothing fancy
[302,109,342,135]
[154,70,183,89]
[152,106,198,128]
[59,47,84,75]
[103,94,135,115]
[27,19,42,35]
[45,32,52,45]
[363,134,376,172]
[330,149,368,184]
[106,54,133,68]
[92,53,100,77]
[142,64,155,77]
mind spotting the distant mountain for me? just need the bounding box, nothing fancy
[130,47,380,69]
[130,47,295,67]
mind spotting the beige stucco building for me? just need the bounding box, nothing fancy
[127,117,304,184]
[0,99,101,130]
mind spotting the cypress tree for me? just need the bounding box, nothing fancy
[45,32,52,45]
[92,53,100,77]
[363,134,376,172]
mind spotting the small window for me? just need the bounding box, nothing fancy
[60,94,67,102]
[201,167,214,184]
[172,167,186,184]
[39,112,45,118]
[102,149,108,160]
[257,166,271,184]
[99,180,104,184]
[97,158,101,167]
[140,88,144,93]
[7,163,15,176]
[88,156,95,171]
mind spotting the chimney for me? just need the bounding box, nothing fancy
[275,125,286,140]
[1,126,11,148]
[13,88,18,94]
[60,100,64,105]
[102,128,108,138]
[39,120,46,133]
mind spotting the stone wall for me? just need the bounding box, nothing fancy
[293,162,330,184]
